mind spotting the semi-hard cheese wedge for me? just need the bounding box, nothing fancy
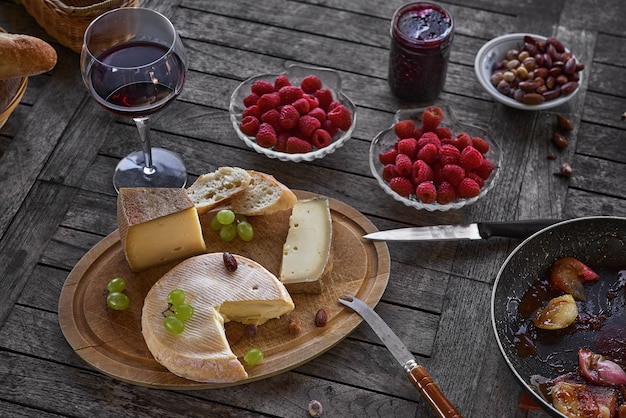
[279,198,333,294]
[117,188,207,272]
[142,253,295,383]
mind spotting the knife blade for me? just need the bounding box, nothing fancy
[363,219,560,242]
[339,295,462,418]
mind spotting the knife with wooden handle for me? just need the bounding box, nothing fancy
[339,295,462,418]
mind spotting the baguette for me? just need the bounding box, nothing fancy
[186,167,252,214]
[0,32,57,79]
[230,171,297,216]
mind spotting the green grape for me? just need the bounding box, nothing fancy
[216,209,236,225]
[167,289,186,307]
[220,223,237,242]
[164,316,185,334]
[243,348,264,366]
[234,213,248,223]
[107,277,126,293]
[174,303,194,321]
[236,221,254,242]
[106,292,130,310]
[209,214,223,231]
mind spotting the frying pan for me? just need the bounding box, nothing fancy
[491,216,626,417]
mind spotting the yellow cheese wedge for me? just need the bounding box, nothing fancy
[279,198,332,293]
[142,253,295,383]
[117,188,207,272]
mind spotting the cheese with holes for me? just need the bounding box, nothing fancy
[141,253,294,383]
[279,198,332,293]
[117,188,207,272]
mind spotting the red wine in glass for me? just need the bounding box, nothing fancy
[81,7,189,192]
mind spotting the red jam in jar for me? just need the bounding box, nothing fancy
[388,2,454,104]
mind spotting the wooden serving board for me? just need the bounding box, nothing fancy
[58,191,390,389]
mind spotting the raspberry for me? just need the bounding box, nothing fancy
[431,160,445,185]
[327,104,352,131]
[436,181,456,204]
[311,129,332,149]
[242,105,261,119]
[412,160,433,184]
[255,123,277,148]
[379,148,398,165]
[239,115,260,136]
[278,85,304,105]
[417,143,438,165]
[322,118,339,138]
[251,80,275,96]
[301,75,323,94]
[292,97,311,114]
[389,176,414,197]
[457,177,481,198]
[243,93,259,107]
[434,126,452,140]
[459,146,484,171]
[261,108,281,131]
[285,136,312,153]
[416,181,437,203]
[305,94,320,109]
[453,132,472,151]
[413,127,424,140]
[307,107,326,124]
[416,132,441,149]
[421,106,444,132]
[279,105,299,130]
[396,138,418,159]
[275,132,289,152]
[395,153,413,177]
[438,144,461,165]
[257,93,281,113]
[314,89,333,111]
[274,74,291,90]
[382,164,398,182]
[471,136,490,154]
[467,172,485,188]
[394,120,415,139]
[442,164,465,186]
[298,115,321,137]
[474,159,495,179]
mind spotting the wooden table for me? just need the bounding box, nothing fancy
[1,0,625,416]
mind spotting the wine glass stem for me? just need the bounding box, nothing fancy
[133,117,156,176]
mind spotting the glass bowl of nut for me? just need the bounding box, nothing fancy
[474,33,584,110]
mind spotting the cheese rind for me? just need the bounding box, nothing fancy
[279,198,332,292]
[142,253,294,383]
[117,188,207,272]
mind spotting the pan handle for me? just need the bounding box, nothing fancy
[407,363,463,418]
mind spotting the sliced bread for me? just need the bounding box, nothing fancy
[230,171,297,216]
[186,167,252,214]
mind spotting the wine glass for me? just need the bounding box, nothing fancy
[80,7,188,191]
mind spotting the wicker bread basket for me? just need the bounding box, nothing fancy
[21,0,139,53]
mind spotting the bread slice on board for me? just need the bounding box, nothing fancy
[230,171,297,216]
[186,167,252,214]
[0,32,57,79]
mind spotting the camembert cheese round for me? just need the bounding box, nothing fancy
[141,253,295,383]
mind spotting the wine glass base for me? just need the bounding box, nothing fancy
[113,147,187,192]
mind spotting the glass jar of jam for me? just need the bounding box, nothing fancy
[388,2,454,104]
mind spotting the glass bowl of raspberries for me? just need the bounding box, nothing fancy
[369,105,501,211]
[229,64,357,162]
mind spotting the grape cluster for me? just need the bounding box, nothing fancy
[106,277,130,310]
[163,289,195,334]
[210,209,254,242]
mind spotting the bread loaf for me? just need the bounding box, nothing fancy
[186,167,252,214]
[0,32,57,79]
[230,171,297,216]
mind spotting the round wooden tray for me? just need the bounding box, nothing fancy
[58,191,390,389]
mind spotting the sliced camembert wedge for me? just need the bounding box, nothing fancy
[279,198,333,294]
[142,253,295,383]
[117,188,207,272]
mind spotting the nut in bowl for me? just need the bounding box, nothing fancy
[369,105,501,211]
[474,33,584,110]
[229,64,357,162]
